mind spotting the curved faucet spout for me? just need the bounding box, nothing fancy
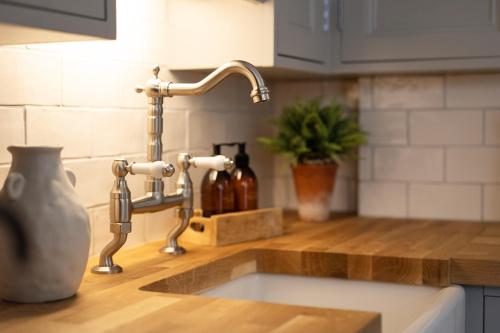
[167,60,270,103]
[135,60,270,103]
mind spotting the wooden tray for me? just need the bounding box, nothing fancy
[180,207,283,246]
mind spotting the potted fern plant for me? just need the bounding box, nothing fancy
[259,99,366,222]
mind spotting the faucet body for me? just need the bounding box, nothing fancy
[92,60,269,274]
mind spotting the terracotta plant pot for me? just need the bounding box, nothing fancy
[292,162,337,222]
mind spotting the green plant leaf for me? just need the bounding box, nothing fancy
[259,98,367,163]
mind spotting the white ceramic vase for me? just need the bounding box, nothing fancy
[0,146,90,303]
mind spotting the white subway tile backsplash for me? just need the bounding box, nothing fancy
[246,144,274,179]
[374,147,444,182]
[359,182,407,218]
[324,79,359,110]
[373,76,444,109]
[144,209,177,242]
[117,63,154,109]
[63,154,145,210]
[409,111,483,145]
[272,176,296,209]
[0,49,61,105]
[258,176,275,208]
[0,107,25,163]
[91,109,146,156]
[332,178,357,212]
[485,111,500,145]
[193,190,201,211]
[360,111,407,145]
[360,73,500,221]
[26,107,92,158]
[447,74,500,108]
[359,146,372,181]
[62,57,149,109]
[337,160,357,179]
[483,185,500,221]
[447,148,500,182]
[188,111,226,149]
[358,77,372,111]
[273,155,292,178]
[163,111,187,151]
[224,113,257,143]
[409,183,481,220]
[272,81,324,114]
[63,158,113,207]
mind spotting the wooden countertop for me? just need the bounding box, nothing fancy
[2,214,500,333]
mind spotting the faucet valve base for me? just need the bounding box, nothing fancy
[159,245,186,256]
[91,265,123,274]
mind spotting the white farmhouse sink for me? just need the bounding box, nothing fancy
[200,273,465,333]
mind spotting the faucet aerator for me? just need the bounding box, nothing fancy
[251,87,271,103]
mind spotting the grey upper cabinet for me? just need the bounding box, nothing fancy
[334,0,500,73]
[276,0,330,65]
[0,0,116,45]
[165,0,332,77]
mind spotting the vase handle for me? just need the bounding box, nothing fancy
[4,172,25,200]
[65,169,77,187]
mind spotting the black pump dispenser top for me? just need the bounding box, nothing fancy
[211,142,250,168]
[212,143,222,155]
[234,143,249,168]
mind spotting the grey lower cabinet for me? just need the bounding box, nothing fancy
[485,296,500,333]
[465,286,500,333]
[333,0,500,73]
[0,0,115,44]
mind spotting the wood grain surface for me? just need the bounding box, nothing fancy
[180,207,283,246]
[2,214,500,333]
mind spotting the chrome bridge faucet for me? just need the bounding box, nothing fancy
[92,60,270,274]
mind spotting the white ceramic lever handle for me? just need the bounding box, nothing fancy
[128,161,175,178]
[190,155,233,171]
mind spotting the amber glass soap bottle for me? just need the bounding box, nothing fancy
[201,144,235,217]
[231,143,258,211]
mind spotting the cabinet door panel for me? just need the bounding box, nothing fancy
[341,0,500,62]
[276,0,329,63]
[0,0,115,44]
[4,0,106,19]
[485,296,500,333]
